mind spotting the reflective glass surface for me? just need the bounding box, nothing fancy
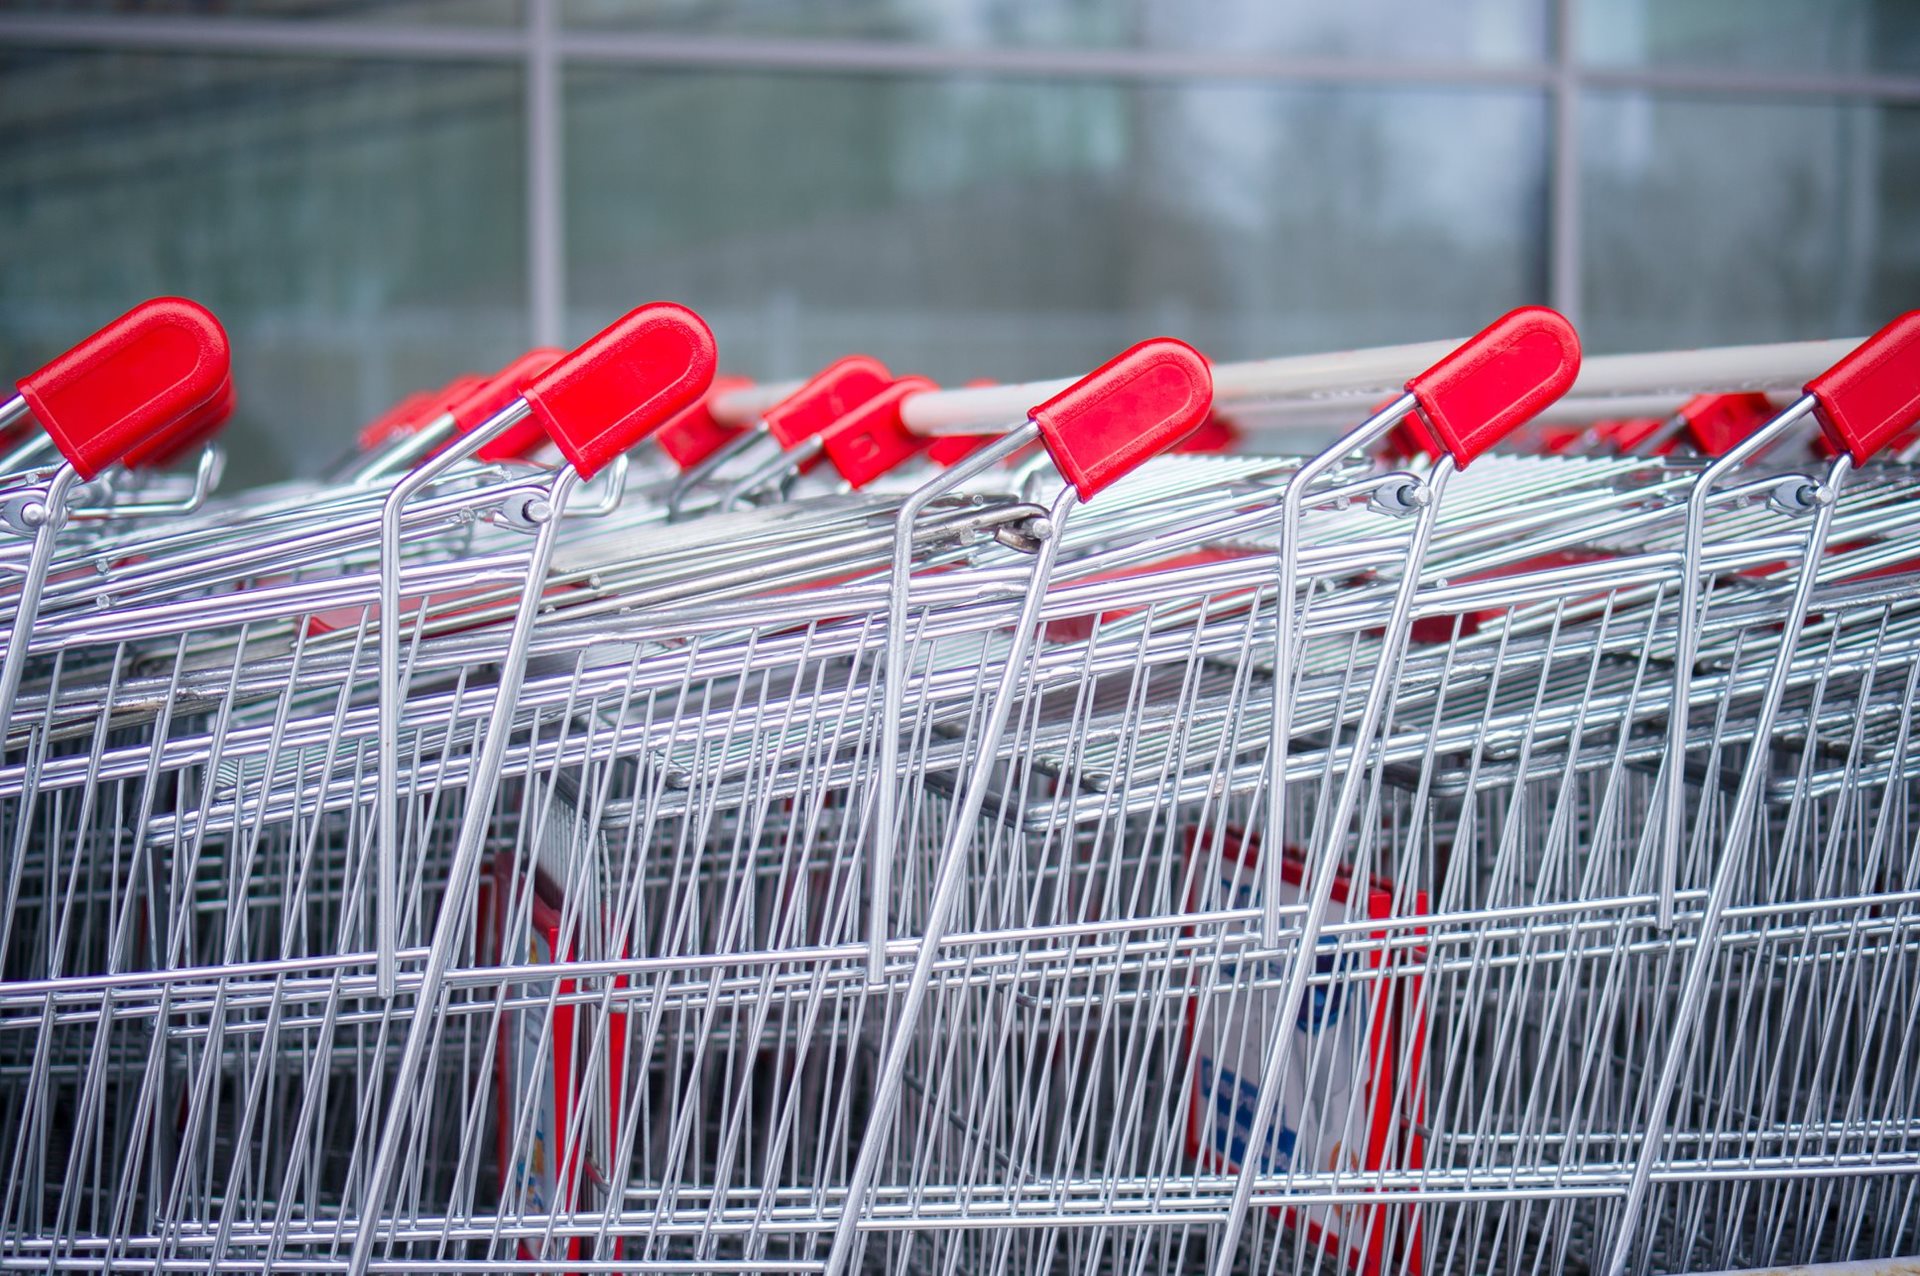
[5,2,523,26]
[562,0,1549,66]
[1581,93,1920,351]
[0,49,527,483]
[566,70,1550,385]
[1580,0,1920,78]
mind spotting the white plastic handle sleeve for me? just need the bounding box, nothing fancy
[709,336,1863,435]
[708,377,804,425]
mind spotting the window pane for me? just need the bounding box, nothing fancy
[565,71,1548,385]
[1581,93,1920,351]
[5,1,523,26]
[0,49,528,484]
[562,0,1550,66]
[1580,0,1920,78]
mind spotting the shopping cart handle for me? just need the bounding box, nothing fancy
[1807,311,1920,464]
[927,433,999,466]
[123,375,235,470]
[1405,305,1581,468]
[449,347,564,463]
[362,374,486,452]
[1374,394,1437,463]
[821,375,938,488]
[1676,392,1774,457]
[15,296,230,481]
[762,355,892,450]
[1030,337,1212,499]
[522,302,717,480]
[656,374,754,470]
[356,389,437,452]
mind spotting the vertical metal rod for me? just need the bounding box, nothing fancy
[1264,393,1416,947]
[1606,452,1851,1276]
[1549,0,1582,324]
[828,479,1076,1276]
[527,0,564,349]
[353,464,582,1276]
[1657,395,1817,929]
[374,400,535,997]
[869,422,1039,983]
[1214,456,1453,1276]
[0,465,81,750]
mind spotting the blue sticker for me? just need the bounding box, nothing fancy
[1200,1057,1299,1173]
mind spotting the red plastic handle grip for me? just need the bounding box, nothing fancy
[1676,392,1774,457]
[417,375,484,427]
[927,433,998,466]
[357,389,437,452]
[1173,411,1240,455]
[1599,416,1673,455]
[1370,394,1436,464]
[15,297,230,481]
[762,356,892,450]
[1808,312,1920,465]
[656,374,753,471]
[1031,337,1212,500]
[523,303,717,480]
[449,347,565,462]
[124,375,235,470]
[1405,306,1581,468]
[360,374,487,451]
[820,375,937,488]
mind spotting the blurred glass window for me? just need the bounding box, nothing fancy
[565,70,1549,384]
[562,0,1549,66]
[0,49,528,483]
[1581,93,1920,351]
[1580,0,1920,78]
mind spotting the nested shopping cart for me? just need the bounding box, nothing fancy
[1,293,1919,1276]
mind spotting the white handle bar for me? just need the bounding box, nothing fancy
[707,337,1862,435]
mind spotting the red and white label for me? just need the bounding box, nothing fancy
[1183,827,1427,1275]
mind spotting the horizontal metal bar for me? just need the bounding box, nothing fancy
[0,12,524,60]
[0,13,1543,85]
[1585,62,1920,105]
[5,12,1920,104]
[13,1155,1918,1255]
[549,30,1553,87]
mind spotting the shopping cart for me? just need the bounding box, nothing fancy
[2,292,1919,1276]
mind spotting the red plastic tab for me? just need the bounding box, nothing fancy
[16,297,230,481]
[523,302,717,480]
[449,348,564,462]
[820,375,936,488]
[761,356,891,450]
[1031,337,1213,500]
[1676,392,1774,457]
[1807,312,1920,464]
[124,375,234,469]
[656,374,753,471]
[1405,306,1581,469]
